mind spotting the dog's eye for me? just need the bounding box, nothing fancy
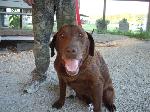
[60,33,64,38]
[79,33,83,37]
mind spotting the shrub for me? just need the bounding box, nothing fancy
[96,18,110,33]
[9,9,20,29]
[119,18,129,32]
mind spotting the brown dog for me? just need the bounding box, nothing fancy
[50,25,116,112]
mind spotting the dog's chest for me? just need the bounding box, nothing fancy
[67,78,91,95]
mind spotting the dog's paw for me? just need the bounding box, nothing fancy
[105,104,116,112]
[88,103,94,112]
[68,95,76,99]
[52,100,64,109]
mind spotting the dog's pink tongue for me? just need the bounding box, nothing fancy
[65,59,79,72]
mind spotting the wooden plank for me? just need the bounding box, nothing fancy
[17,42,33,51]
[0,35,34,41]
[0,12,32,15]
[0,0,31,9]
[0,28,33,36]
[0,8,5,27]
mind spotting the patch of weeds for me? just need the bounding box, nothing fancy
[96,29,107,34]
[107,29,150,40]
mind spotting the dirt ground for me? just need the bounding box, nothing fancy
[0,34,150,112]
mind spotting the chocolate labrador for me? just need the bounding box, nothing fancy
[50,25,116,112]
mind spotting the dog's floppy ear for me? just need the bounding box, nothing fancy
[49,34,57,57]
[86,32,95,56]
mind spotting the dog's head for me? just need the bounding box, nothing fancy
[50,25,94,76]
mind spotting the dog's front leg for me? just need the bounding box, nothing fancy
[52,76,66,109]
[91,83,103,112]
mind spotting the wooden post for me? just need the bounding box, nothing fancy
[20,9,22,29]
[0,8,5,27]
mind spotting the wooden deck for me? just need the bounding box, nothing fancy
[0,36,33,41]
[0,0,31,9]
[0,0,32,41]
[0,12,32,16]
[0,28,33,41]
[0,28,33,36]
[0,36,34,42]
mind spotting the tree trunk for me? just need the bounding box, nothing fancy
[146,1,150,31]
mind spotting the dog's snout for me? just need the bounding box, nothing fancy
[66,47,77,54]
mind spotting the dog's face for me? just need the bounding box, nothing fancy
[50,25,94,76]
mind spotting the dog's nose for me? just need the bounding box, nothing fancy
[66,47,77,54]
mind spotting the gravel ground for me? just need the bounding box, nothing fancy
[0,34,150,112]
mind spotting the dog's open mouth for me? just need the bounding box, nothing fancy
[64,59,81,76]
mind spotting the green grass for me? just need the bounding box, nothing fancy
[107,29,150,40]
[83,23,150,40]
[82,24,96,32]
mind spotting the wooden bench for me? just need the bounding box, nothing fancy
[0,0,33,41]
